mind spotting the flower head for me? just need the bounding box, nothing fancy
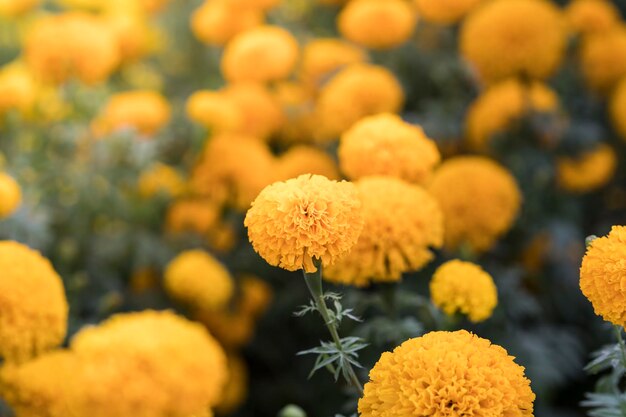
[430,260,498,322]
[0,62,38,117]
[221,83,284,140]
[557,143,617,193]
[414,0,483,24]
[358,330,535,417]
[325,176,443,286]
[338,113,440,184]
[565,0,620,35]
[609,76,626,141]
[191,0,263,46]
[0,0,39,16]
[166,198,221,235]
[299,38,368,88]
[0,172,21,218]
[276,146,340,181]
[185,90,243,133]
[93,90,171,136]
[245,174,363,272]
[581,27,626,93]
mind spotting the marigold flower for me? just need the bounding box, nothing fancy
[138,163,185,198]
[299,38,368,88]
[580,226,626,326]
[580,27,626,93]
[276,146,340,181]
[104,12,156,63]
[221,26,299,83]
[273,81,317,144]
[557,144,617,193]
[413,0,483,24]
[315,64,404,141]
[565,0,620,35]
[215,354,249,414]
[338,0,417,49]
[186,90,243,133]
[191,0,263,46]
[0,0,39,17]
[610,76,626,141]
[93,90,171,137]
[338,113,440,184]
[245,174,363,273]
[325,176,443,287]
[24,13,120,85]
[0,241,68,363]
[165,250,234,311]
[460,0,566,84]
[430,260,498,322]
[0,62,38,117]
[0,172,21,218]
[166,198,221,235]
[358,330,535,417]
[465,79,560,150]
[428,156,522,253]
[221,83,284,140]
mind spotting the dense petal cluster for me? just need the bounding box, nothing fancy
[0,172,21,218]
[245,174,363,272]
[338,113,440,184]
[565,0,620,35]
[557,144,617,193]
[428,156,522,253]
[325,176,443,287]
[358,330,535,417]
[164,250,234,311]
[430,260,498,322]
[580,226,626,326]
[460,0,566,84]
[414,0,483,24]
[609,76,626,141]
[191,0,263,46]
[93,90,171,136]
[338,0,417,49]
[299,39,367,88]
[0,241,68,363]
[580,27,626,93]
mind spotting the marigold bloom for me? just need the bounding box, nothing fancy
[325,176,443,287]
[221,26,299,83]
[0,0,39,17]
[138,163,185,198]
[216,354,249,414]
[611,77,626,141]
[0,63,37,117]
[104,12,156,63]
[428,156,521,253]
[24,13,120,85]
[191,0,263,46]
[221,83,284,140]
[0,172,21,218]
[245,174,363,273]
[0,241,68,363]
[557,144,617,193]
[581,27,626,93]
[430,260,498,322]
[460,0,566,84]
[359,330,535,417]
[276,146,340,181]
[338,113,440,184]
[93,90,171,136]
[165,250,234,311]
[273,81,317,144]
[166,198,221,235]
[413,0,483,24]
[565,0,620,35]
[465,79,560,150]
[186,90,243,133]
[299,39,368,88]
[580,226,626,326]
[338,0,417,49]
[315,64,404,141]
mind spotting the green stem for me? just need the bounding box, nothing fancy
[614,326,626,367]
[303,261,364,396]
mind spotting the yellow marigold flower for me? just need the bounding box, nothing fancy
[0,172,21,218]
[315,63,404,141]
[138,162,185,198]
[71,310,228,415]
[299,38,368,89]
[557,144,617,193]
[610,76,626,141]
[358,330,535,417]
[245,174,364,273]
[222,83,284,140]
[215,354,249,415]
[430,260,498,322]
[24,13,120,85]
[0,62,38,117]
[165,250,234,311]
[325,176,443,287]
[413,0,483,24]
[428,156,522,253]
[338,113,440,184]
[276,146,340,181]
[190,0,263,46]
[104,12,156,63]
[338,0,417,49]
[460,0,566,84]
[465,79,560,150]
[580,226,626,326]
[166,198,221,235]
[273,81,317,144]
[580,26,626,93]
[221,25,299,83]
[565,0,620,35]
[93,90,171,137]
[0,241,68,363]
[239,275,273,319]
[186,90,243,133]
[0,0,38,17]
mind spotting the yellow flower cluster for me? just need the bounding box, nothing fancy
[0,241,68,363]
[338,113,440,184]
[138,162,185,198]
[557,144,617,193]
[165,250,234,311]
[428,156,522,253]
[413,0,483,24]
[465,79,560,150]
[609,76,626,140]
[325,176,443,287]
[245,174,363,273]
[565,0,620,35]
[338,0,417,49]
[0,172,21,218]
[580,27,626,93]
[191,0,263,46]
[430,260,498,322]
[359,330,535,417]
[460,0,566,84]
[299,38,367,89]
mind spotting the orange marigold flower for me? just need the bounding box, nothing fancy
[565,0,620,35]
[299,38,368,88]
[276,146,340,181]
[609,76,626,141]
[580,27,626,93]
[413,0,483,24]
[359,330,535,417]
[186,90,243,133]
[557,143,617,193]
[191,0,263,46]
[0,62,38,117]
[0,172,21,218]
[166,198,221,235]
[221,83,284,140]
[244,174,363,273]
[338,113,440,184]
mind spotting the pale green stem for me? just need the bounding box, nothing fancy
[614,326,626,368]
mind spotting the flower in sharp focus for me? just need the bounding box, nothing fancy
[244,174,363,273]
